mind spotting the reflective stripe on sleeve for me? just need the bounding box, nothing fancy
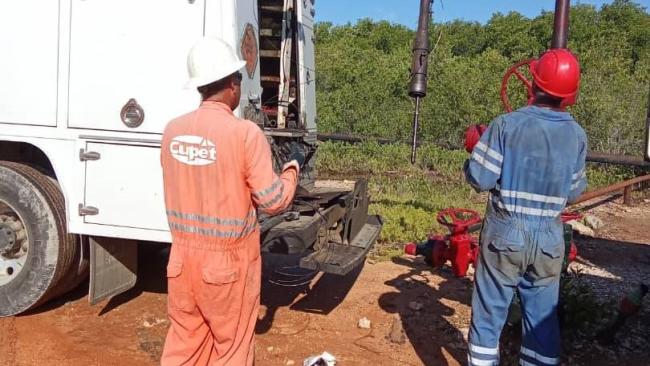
[253,178,282,199]
[471,151,502,175]
[475,141,504,162]
[572,169,586,181]
[570,179,584,191]
[258,185,285,209]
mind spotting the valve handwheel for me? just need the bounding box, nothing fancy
[500,58,536,113]
[437,208,482,234]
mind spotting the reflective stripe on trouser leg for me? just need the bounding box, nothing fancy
[468,344,500,366]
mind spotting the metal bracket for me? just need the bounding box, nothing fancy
[79,149,101,161]
[79,204,99,216]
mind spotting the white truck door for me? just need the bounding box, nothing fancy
[0,1,58,126]
[295,0,317,133]
[67,0,205,133]
[82,143,168,232]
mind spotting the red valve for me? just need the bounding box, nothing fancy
[437,208,482,235]
[407,208,581,278]
[561,210,581,266]
[464,124,488,153]
[500,58,536,113]
[403,208,482,277]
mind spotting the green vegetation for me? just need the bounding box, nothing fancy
[315,0,649,154]
[317,142,636,256]
[318,142,481,257]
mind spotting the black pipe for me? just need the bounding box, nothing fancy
[551,0,570,49]
[409,0,432,98]
[408,0,433,164]
[587,153,650,168]
[316,133,650,169]
[316,133,394,145]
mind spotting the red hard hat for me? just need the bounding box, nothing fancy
[529,49,581,106]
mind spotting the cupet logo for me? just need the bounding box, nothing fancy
[170,135,217,166]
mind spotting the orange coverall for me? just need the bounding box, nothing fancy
[159,101,298,365]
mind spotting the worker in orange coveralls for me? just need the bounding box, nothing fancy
[160,37,304,365]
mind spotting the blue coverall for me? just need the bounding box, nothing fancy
[464,105,588,366]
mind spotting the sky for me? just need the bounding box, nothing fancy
[316,0,650,28]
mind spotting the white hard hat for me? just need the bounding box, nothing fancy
[185,37,246,89]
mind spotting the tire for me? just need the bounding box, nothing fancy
[52,235,89,296]
[0,162,80,316]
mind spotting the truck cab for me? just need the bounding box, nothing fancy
[0,0,380,316]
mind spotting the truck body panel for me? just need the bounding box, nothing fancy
[67,0,205,133]
[0,0,59,127]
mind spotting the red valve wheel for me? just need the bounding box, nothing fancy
[501,58,536,113]
[436,208,482,233]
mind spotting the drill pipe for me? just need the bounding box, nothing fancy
[408,0,433,164]
[551,0,570,49]
[411,97,421,164]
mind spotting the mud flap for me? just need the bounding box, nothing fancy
[88,237,137,305]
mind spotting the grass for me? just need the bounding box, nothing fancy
[316,141,638,260]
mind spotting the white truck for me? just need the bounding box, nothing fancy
[0,0,381,316]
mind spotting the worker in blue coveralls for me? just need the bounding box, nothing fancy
[463,49,587,366]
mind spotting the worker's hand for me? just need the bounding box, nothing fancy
[283,142,305,172]
[464,124,487,153]
[289,142,306,167]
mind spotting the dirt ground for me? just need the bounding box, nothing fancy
[0,197,648,366]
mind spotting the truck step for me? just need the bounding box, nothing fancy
[300,215,382,275]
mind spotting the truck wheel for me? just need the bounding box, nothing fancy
[0,162,79,316]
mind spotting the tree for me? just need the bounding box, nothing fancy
[315,2,650,154]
